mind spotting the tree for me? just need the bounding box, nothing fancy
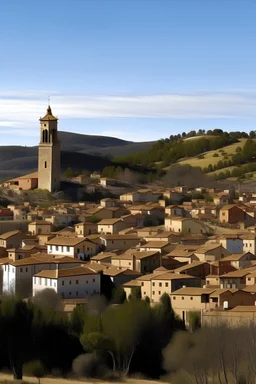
[32,288,62,311]
[112,287,126,304]
[0,296,34,380]
[24,360,45,384]
[70,305,87,336]
[64,167,74,178]
[188,311,201,331]
[128,287,141,301]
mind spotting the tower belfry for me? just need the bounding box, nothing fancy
[38,106,60,192]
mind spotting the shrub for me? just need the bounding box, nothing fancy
[213,153,219,157]
[23,360,45,383]
[197,154,205,159]
[72,353,107,378]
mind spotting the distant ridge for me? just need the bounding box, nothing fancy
[0,131,155,181]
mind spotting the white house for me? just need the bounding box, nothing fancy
[33,266,101,299]
[47,236,100,260]
[1,254,84,298]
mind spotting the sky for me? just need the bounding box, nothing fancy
[1,0,256,145]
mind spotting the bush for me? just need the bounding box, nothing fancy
[213,153,219,157]
[72,353,107,378]
[188,311,201,331]
[197,154,205,159]
[23,360,45,383]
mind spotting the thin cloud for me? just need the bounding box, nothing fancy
[0,90,256,133]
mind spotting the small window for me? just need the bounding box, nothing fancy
[159,282,162,287]
[93,278,95,282]
[69,280,71,285]
[67,247,70,252]
[56,246,59,251]
[141,282,144,286]
[20,267,23,272]
[190,297,193,300]
[152,291,155,295]
[76,280,79,284]
[62,281,64,286]
[76,291,78,296]
[173,296,176,300]
[44,161,47,168]
[158,291,161,295]
[26,268,28,272]
[69,292,71,295]
[165,282,168,287]
[182,297,184,300]
[152,282,155,286]
[248,278,251,281]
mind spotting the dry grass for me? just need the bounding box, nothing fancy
[176,139,248,169]
[0,372,163,384]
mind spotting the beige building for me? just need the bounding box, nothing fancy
[0,230,22,249]
[38,105,60,192]
[112,250,161,273]
[165,216,210,234]
[194,244,230,262]
[75,222,98,237]
[220,252,256,269]
[171,287,255,325]
[28,221,52,235]
[100,234,140,251]
[98,218,125,234]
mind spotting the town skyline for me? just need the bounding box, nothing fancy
[2,0,256,145]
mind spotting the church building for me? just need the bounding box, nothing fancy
[3,106,61,192]
[38,106,61,192]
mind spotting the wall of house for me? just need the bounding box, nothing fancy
[29,224,51,235]
[33,274,100,299]
[243,239,256,255]
[101,238,140,251]
[220,239,243,254]
[171,294,210,323]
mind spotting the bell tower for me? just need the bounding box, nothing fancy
[38,106,60,192]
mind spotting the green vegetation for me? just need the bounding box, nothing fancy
[0,291,184,381]
[115,131,238,168]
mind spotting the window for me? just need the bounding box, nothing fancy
[222,212,225,216]
[76,291,78,296]
[152,282,155,286]
[26,268,28,272]
[76,279,79,284]
[62,281,64,286]
[165,282,168,287]
[20,267,23,272]
[190,297,193,300]
[69,280,71,285]
[182,297,184,300]
[144,292,146,295]
[93,278,95,282]
[69,292,71,295]
[248,278,251,281]
[159,282,162,287]
[141,282,144,286]
[250,243,252,247]
[67,247,70,252]
[56,246,59,251]
[44,161,47,168]
[158,291,161,295]
[152,291,155,295]
[173,297,176,300]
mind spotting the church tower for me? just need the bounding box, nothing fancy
[38,106,60,192]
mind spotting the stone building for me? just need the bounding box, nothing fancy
[38,106,60,192]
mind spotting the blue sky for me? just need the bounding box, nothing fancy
[1,0,256,145]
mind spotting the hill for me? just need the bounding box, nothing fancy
[0,131,155,181]
[58,131,154,156]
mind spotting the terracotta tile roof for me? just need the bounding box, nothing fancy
[171,287,215,296]
[140,241,169,248]
[0,230,21,240]
[220,270,250,278]
[209,288,238,297]
[34,266,97,279]
[98,218,122,225]
[100,234,139,240]
[174,261,208,273]
[221,252,254,262]
[46,237,87,246]
[152,272,196,281]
